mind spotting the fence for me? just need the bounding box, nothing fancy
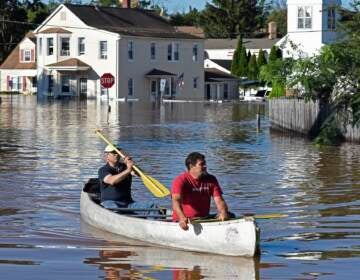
[269,98,360,142]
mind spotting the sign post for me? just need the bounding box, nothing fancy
[100,73,115,123]
[100,73,115,115]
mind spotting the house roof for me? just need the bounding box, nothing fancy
[175,26,205,38]
[39,27,72,34]
[211,59,232,71]
[146,68,176,76]
[205,38,279,50]
[64,4,201,39]
[46,58,90,68]
[0,32,36,70]
[205,68,238,82]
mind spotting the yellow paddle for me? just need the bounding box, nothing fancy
[95,129,170,198]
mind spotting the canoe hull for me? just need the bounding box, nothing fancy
[80,191,259,257]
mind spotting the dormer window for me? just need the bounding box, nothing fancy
[297,6,312,29]
[24,50,31,62]
[20,49,33,62]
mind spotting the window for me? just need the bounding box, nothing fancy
[193,77,198,89]
[24,50,31,62]
[60,37,70,56]
[78,37,85,55]
[38,38,42,56]
[47,38,53,55]
[61,76,70,93]
[128,41,134,60]
[192,44,198,62]
[100,41,107,59]
[128,78,133,96]
[48,75,53,93]
[297,6,312,29]
[10,77,22,91]
[327,6,336,30]
[150,42,156,60]
[167,42,180,61]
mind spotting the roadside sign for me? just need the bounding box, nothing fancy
[100,73,115,88]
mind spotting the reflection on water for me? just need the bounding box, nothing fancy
[0,95,359,279]
[82,222,259,280]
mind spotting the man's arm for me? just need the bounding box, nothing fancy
[213,195,229,221]
[172,193,189,230]
[104,157,133,186]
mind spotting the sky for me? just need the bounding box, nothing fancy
[161,0,353,13]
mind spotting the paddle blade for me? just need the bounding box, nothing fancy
[138,171,170,198]
[253,213,288,219]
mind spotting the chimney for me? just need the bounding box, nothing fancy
[120,0,131,8]
[268,21,277,39]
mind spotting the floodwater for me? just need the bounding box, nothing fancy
[0,94,359,280]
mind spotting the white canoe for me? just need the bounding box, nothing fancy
[80,190,260,257]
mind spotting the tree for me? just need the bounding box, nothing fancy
[199,0,267,38]
[238,46,248,77]
[25,0,50,24]
[169,7,201,26]
[0,1,29,63]
[268,45,281,63]
[247,50,252,62]
[248,54,259,80]
[257,48,267,69]
[231,37,242,76]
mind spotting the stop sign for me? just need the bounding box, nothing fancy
[100,73,115,88]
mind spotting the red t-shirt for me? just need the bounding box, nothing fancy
[171,172,223,221]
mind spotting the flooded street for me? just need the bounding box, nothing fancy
[0,94,359,279]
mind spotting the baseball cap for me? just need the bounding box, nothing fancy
[104,144,117,153]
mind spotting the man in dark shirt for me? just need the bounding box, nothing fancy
[98,145,158,211]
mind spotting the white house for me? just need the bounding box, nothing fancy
[277,0,342,58]
[34,4,204,101]
[0,32,37,94]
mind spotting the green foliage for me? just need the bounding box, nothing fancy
[0,0,29,62]
[199,0,267,38]
[268,45,279,63]
[314,116,344,146]
[169,7,200,26]
[238,46,248,77]
[247,54,259,80]
[230,38,242,76]
[269,80,285,98]
[97,0,120,7]
[257,48,267,69]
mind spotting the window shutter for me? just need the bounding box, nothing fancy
[6,76,10,91]
[23,76,26,91]
[31,49,35,61]
[20,50,24,62]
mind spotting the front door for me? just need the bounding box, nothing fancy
[151,79,160,100]
[79,78,87,98]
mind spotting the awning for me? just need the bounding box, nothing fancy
[46,58,91,71]
[145,68,176,77]
[205,68,239,83]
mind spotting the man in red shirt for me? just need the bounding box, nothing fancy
[171,152,230,230]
